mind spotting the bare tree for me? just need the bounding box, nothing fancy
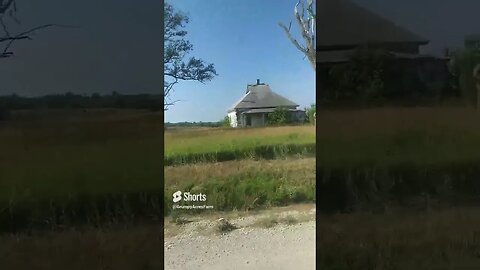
[0,0,60,59]
[164,2,217,111]
[279,0,316,70]
[0,1,71,122]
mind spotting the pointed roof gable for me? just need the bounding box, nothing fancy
[229,83,298,112]
[317,0,429,51]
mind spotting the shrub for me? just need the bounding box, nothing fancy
[267,107,292,125]
[450,49,480,107]
[305,104,316,125]
[221,116,231,127]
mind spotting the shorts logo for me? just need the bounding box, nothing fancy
[173,191,182,203]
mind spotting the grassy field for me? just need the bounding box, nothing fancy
[319,208,480,269]
[165,125,315,156]
[165,158,316,215]
[164,126,315,165]
[0,110,316,232]
[2,107,480,232]
[316,107,480,269]
[164,125,316,215]
[315,107,480,214]
[2,107,480,229]
[3,106,480,269]
[316,107,480,167]
[0,109,163,232]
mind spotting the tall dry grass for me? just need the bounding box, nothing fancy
[0,110,163,233]
[317,107,480,167]
[164,158,316,215]
[318,207,480,269]
[0,110,315,232]
[0,225,162,270]
[315,107,480,213]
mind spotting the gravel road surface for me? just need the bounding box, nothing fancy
[164,205,316,270]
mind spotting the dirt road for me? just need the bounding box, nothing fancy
[164,205,316,270]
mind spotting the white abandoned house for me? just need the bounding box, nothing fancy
[227,79,305,128]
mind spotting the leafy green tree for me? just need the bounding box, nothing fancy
[221,116,231,127]
[267,107,292,125]
[328,48,391,105]
[164,2,217,111]
[450,49,480,107]
[305,103,316,125]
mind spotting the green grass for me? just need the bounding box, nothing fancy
[164,158,316,216]
[316,107,480,168]
[0,110,315,233]
[0,110,163,232]
[313,107,480,213]
[3,107,480,233]
[164,126,315,166]
[164,126,315,156]
[317,126,480,168]
[165,107,480,168]
[164,143,316,165]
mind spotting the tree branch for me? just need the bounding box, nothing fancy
[0,18,9,36]
[1,24,76,57]
[0,0,14,14]
[163,2,217,110]
[279,0,315,70]
[278,22,307,54]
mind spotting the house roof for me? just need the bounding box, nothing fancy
[241,108,304,114]
[317,0,429,51]
[229,83,298,112]
[317,49,441,64]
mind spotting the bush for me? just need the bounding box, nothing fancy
[328,48,391,105]
[221,116,231,127]
[267,107,292,125]
[305,104,316,125]
[450,49,480,107]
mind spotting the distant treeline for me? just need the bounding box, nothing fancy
[165,121,222,128]
[0,92,162,111]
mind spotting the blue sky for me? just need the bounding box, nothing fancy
[164,0,316,123]
[0,0,162,96]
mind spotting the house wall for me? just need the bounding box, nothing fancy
[231,108,304,128]
[228,111,238,128]
[250,114,265,127]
